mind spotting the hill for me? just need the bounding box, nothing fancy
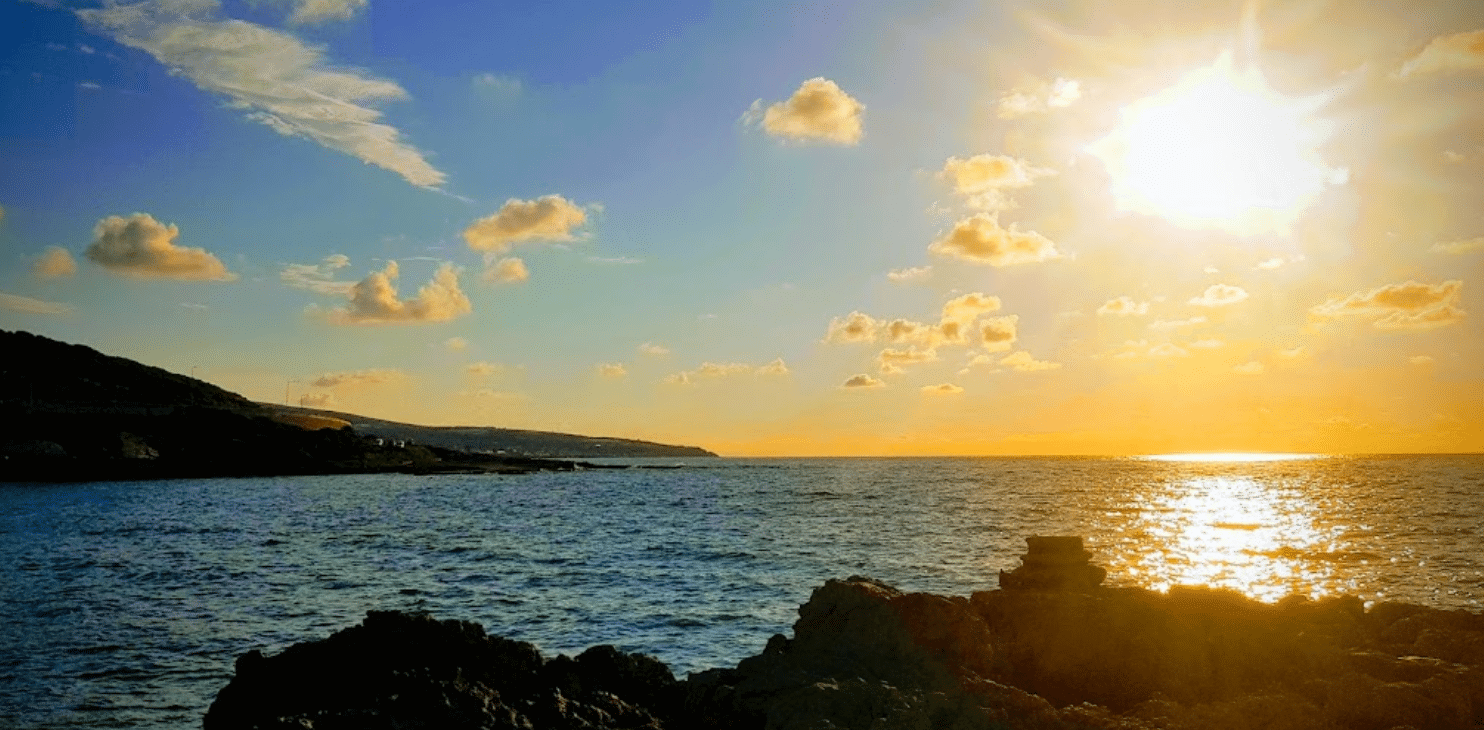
[262,404,716,459]
[0,330,712,482]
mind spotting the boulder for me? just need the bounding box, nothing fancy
[999,536,1107,592]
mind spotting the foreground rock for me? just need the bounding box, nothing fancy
[208,577,1484,729]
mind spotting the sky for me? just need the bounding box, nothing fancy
[2,0,1482,456]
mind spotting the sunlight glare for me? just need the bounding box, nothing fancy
[1089,53,1345,235]
[1143,452,1325,463]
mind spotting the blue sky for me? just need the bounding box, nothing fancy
[3,0,1483,455]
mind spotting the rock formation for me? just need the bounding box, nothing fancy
[998,535,1107,592]
[205,542,1484,730]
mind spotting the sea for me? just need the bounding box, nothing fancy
[1,455,1481,729]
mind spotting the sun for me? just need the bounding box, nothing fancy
[1090,53,1346,236]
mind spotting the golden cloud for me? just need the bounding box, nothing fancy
[887,265,931,283]
[940,292,1003,323]
[86,213,236,281]
[1233,361,1265,375]
[939,154,1052,209]
[282,0,366,24]
[979,315,1020,352]
[842,374,885,389]
[750,77,864,145]
[1149,315,1208,330]
[666,358,789,385]
[281,254,352,294]
[445,337,469,352]
[597,362,627,378]
[483,256,530,284]
[929,214,1060,266]
[310,369,406,388]
[997,77,1081,118]
[1399,30,1484,78]
[0,291,74,315]
[921,383,963,394]
[824,311,880,343]
[1097,296,1148,316]
[1431,237,1484,255]
[330,261,472,325]
[463,195,587,253]
[466,361,502,376]
[34,247,77,279]
[877,346,937,375]
[1410,355,1435,366]
[1188,284,1249,307]
[1000,350,1061,372]
[1310,280,1465,331]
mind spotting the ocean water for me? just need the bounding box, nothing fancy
[1,455,1481,729]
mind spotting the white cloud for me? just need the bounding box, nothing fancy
[77,0,443,188]
[887,265,931,283]
[929,214,1061,266]
[86,213,236,281]
[597,362,627,378]
[842,374,885,389]
[1149,343,1189,358]
[472,72,522,96]
[1255,257,1286,270]
[328,261,471,325]
[639,342,670,356]
[281,0,365,24]
[281,253,352,294]
[747,77,864,145]
[1000,350,1061,372]
[1310,280,1465,331]
[1188,284,1249,307]
[483,256,529,284]
[463,195,588,253]
[0,291,74,315]
[997,77,1081,118]
[33,247,77,279]
[310,368,405,388]
[1097,296,1148,316]
[1149,316,1208,330]
[666,359,789,385]
[1398,30,1484,78]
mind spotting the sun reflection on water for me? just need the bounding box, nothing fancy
[1108,473,1349,602]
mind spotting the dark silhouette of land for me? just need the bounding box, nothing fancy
[0,330,714,482]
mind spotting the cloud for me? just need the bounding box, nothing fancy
[310,369,405,388]
[280,0,366,24]
[586,255,643,265]
[1256,257,1286,270]
[1233,361,1265,375]
[34,247,77,279]
[0,291,74,315]
[472,72,522,96]
[929,214,1061,266]
[483,256,529,284]
[887,265,931,283]
[329,261,472,325]
[444,337,468,352]
[86,213,236,281]
[597,362,627,378]
[979,315,1019,352]
[78,80,101,90]
[939,154,1053,209]
[1188,284,1249,307]
[824,311,880,343]
[666,359,789,385]
[842,374,885,389]
[997,77,1081,118]
[940,292,1002,323]
[1409,355,1435,366]
[1000,350,1061,372]
[1431,237,1484,255]
[1097,296,1148,316]
[1309,280,1465,331]
[877,346,937,374]
[1190,338,1224,349]
[1277,346,1306,359]
[921,383,963,394]
[281,253,352,294]
[466,361,501,376]
[298,391,336,407]
[639,342,670,356]
[1149,316,1208,330]
[1398,29,1484,78]
[747,77,864,145]
[77,0,444,188]
[1149,343,1189,358]
[463,195,588,253]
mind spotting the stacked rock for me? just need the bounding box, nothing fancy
[998,535,1107,592]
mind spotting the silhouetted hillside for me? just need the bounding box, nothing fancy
[263,404,718,459]
[0,330,252,410]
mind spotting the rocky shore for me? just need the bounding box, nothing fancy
[205,538,1484,730]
